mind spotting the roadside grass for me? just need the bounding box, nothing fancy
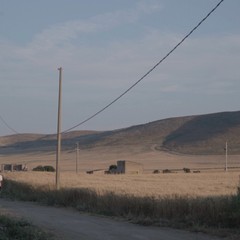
[0,214,54,240]
[1,179,240,234]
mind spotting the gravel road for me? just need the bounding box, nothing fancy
[0,198,222,240]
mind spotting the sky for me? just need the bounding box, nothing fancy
[0,0,239,136]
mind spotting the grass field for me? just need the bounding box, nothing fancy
[1,169,240,238]
[1,171,240,236]
[2,171,240,197]
[1,146,240,172]
[1,146,240,198]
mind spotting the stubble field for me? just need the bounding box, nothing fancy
[1,147,240,198]
[2,152,240,235]
[3,170,240,198]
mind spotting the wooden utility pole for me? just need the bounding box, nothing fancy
[76,142,79,174]
[56,67,62,190]
[225,141,228,172]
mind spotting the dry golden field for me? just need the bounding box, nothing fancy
[1,147,240,198]
[3,171,240,198]
[1,146,240,172]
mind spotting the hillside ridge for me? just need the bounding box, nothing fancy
[0,111,240,155]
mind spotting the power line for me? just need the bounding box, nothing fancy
[0,114,19,134]
[63,0,224,134]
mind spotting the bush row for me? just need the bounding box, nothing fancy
[32,165,55,172]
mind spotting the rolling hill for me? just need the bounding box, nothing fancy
[0,111,240,155]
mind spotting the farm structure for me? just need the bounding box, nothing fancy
[86,161,143,175]
[1,164,27,172]
[115,160,143,174]
[86,169,106,175]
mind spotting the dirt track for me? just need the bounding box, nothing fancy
[0,198,223,240]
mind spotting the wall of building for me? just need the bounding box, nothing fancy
[117,160,143,174]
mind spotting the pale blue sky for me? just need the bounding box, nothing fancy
[0,0,239,135]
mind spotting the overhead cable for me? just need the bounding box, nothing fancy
[63,0,224,133]
[0,114,19,134]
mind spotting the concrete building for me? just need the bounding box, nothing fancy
[1,164,27,172]
[116,160,143,174]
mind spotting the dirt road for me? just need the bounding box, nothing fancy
[0,198,222,240]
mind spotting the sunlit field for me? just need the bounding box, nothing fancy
[3,171,240,198]
[2,170,240,234]
[1,148,240,199]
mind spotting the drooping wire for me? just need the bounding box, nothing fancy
[0,114,19,134]
[63,0,224,134]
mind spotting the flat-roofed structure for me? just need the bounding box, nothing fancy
[117,160,143,174]
[1,164,27,172]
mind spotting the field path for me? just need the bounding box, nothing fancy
[0,198,221,240]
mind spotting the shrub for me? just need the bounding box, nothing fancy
[162,169,172,174]
[109,165,117,171]
[32,165,55,172]
[153,170,160,174]
[32,166,45,172]
[108,165,117,174]
[43,166,55,172]
[183,168,191,173]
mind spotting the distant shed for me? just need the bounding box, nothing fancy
[1,164,13,172]
[117,160,143,174]
[1,164,27,172]
[13,164,26,171]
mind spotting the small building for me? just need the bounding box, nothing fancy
[1,164,27,172]
[13,164,27,171]
[116,160,143,174]
[1,164,13,172]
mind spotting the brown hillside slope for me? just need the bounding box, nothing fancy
[0,111,239,155]
[162,111,240,154]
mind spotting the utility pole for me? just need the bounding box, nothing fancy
[76,142,79,174]
[225,141,228,172]
[56,67,62,190]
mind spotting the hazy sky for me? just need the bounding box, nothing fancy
[0,0,239,136]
